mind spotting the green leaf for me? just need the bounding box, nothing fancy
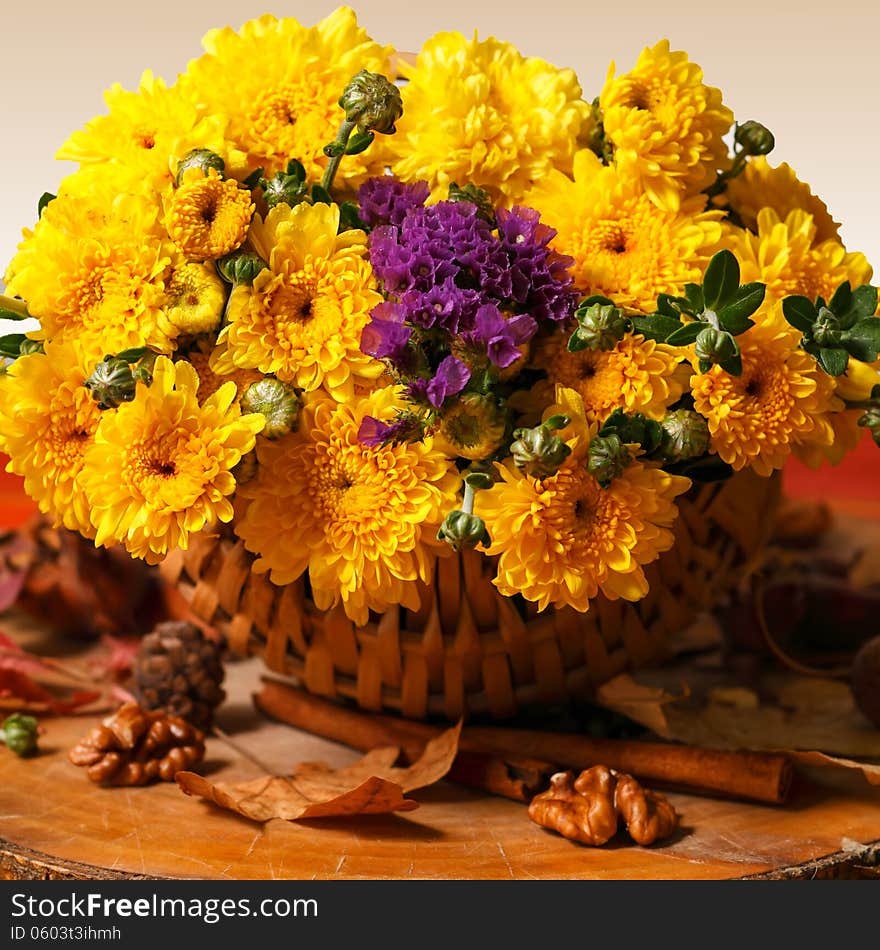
[285,159,306,182]
[654,294,681,318]
[850,284,879,320]
[0,308,25,323]
[310,184,332,205]
[718,353,743,377]
[242,167,264,190]
[0,333,27,358]
[702,250,740,311]
[630,313,681,343]
[683,283,704,314]
[782,295,818,333]
[567,331,589,352]
[718,282,766,332]
[37,192,55,216]
[345,130,375,155]
[817,347,849,376]
[338,201,367,233]
[665,322,705,347]
[698,358,713,374]
[841,318,880,363]
[114,346,151,363]
[828,281,852,317]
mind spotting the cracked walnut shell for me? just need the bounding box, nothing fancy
[68,703,205,786]
[528,765,679,847]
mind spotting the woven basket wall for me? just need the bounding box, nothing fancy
[160,467,780,720]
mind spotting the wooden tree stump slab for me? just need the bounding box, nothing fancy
[1,653,880,880]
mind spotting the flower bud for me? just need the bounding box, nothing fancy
[812,308,843,348]
[339,70,404,135]
[858,406,880,447]
[18,339,44,356]
[176,148,226,185]
[570,303,631,352]
[437,510,491,552]
[217,251,268,286]
[659,409,711,462]
[164,262,226,337]
[132,351,158,387]
[240,378,302,439]
[262,170,309,210]
[734,121,775,157]
[694,327,738,365]
[510,422,572,479]
[448,183,496,225]
[587,433,630,488]
[84,356,136,410]
[1,713,39,757]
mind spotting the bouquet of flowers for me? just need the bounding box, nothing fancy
[1,7,877,662]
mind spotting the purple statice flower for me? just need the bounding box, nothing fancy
[358,412,424,447]
[357,177,430,229]
[361,301,412,362]
[496,206,578,323]
[426,355,471,408]
[400,279,483,335]
[466,304,537,369]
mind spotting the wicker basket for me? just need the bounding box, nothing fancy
[160,467,780,720]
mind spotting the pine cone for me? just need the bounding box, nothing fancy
[68,703,205,786]
[133,621,225,730]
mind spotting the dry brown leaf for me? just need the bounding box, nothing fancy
[787,750,880,786]
[177,721,462,823]
[595,674,680,738]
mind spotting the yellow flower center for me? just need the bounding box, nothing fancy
[166,171,254,261]
[47,386,100,472]
[247,81,338,170]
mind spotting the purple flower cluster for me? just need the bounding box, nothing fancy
[355,177,578,445]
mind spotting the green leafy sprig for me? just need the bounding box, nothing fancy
[782,281,880,377]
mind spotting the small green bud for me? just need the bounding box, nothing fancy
[84,356,136,410]
[599,408,662,454]
[437,510,491,552]
[510,422,572,479]
[570,302,631,352]
[858,406,880,447]
[659,409,711,462]
[587,433,630,488]
[734,121,775,157]
[339,70,403,135]
[132,351,158,387]
[448,183,496,225]
[18,339,44,356]
[464,471,494,491]
[176,149,226,185]
[217,251,268,286]
[694,326,738,365]
[240,378,302,438]
[1,713,39,757]
[261,170,309,210]
[812,307,843,348]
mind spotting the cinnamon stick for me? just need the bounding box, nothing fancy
[254,679,792,805]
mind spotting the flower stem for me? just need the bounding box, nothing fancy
[461,481,477,515]
[320,118,357,195]
[0,294,30,319]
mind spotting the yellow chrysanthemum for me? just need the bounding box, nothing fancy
[722,157,840,244]
[180,8,392,184]
[599,40,733,211]
[528,150,724,312]
[0,340,104,535]
[528,330,688,424]
[187,344,262,404]
[81,357,264,563]
[56,70,230,194]
[236,387,460,625]
[162,262,227,337]
[5,175,180,354]
[389,31,591,206]
[724,208,872,304]
[211,201,383,400]
[476,387,690,613]
[690,313,840,476]
[165,169,254,261]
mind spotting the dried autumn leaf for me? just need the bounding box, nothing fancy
[177,722,462,823]
[595,674,680,738]
[787,750,880,786]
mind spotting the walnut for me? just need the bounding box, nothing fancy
[68,703,205,786]
[528,765,679,848]
[614,772,679,846]
[528,768,619,846]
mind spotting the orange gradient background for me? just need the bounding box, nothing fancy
[1,1,878,525]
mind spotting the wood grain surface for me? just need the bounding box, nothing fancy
[1,652,880,880]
